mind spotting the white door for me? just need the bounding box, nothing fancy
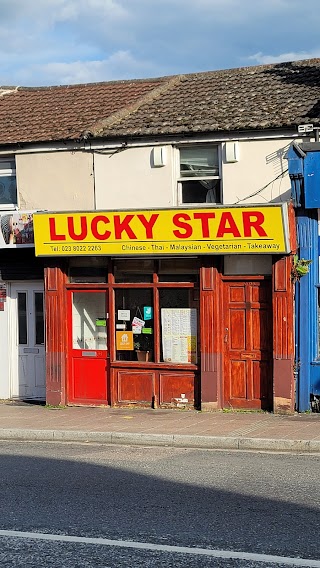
[10,282,45,400]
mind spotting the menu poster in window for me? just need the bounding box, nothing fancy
[161,308,197,364]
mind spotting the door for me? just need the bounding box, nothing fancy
[68,290,109,405]
[223,280,272,410]
[11,282,45,400]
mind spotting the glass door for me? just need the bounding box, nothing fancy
[68,290,109,404]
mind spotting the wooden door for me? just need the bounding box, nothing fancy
[223,280,272,410]
[68,290,109,405]
[11,282,45,400]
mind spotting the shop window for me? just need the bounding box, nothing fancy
[114,259,154,283]
[158,258,200,282]
[113,259,200,364]
[69,258,107,283]
[115,289,154,361]
[159,289,198,364]
[178,145,221,204]
[72,292,107,350]
[224,255,272,275]
[0,157,17,208]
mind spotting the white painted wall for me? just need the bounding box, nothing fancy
[93,138,292,209]
[16,151,95,211]
[222,138,292,204]
[94,146,175,209]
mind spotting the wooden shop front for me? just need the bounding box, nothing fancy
[33,204,295,413]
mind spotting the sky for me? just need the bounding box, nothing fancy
[0,0,320,87]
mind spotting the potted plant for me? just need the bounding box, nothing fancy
[134,335,153,361]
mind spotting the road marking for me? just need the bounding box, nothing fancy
[0,530,319,566]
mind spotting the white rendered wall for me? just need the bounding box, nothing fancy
[222,138,292,205]
[94,146,175,209]
[16,151,95,211]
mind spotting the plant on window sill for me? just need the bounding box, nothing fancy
[291,254,312,282]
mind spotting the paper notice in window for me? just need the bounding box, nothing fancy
[161,308,197,364]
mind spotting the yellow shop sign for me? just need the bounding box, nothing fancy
[33,205,290,256]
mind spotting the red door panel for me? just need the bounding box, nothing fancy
[72,356,107,401]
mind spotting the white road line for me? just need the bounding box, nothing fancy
[0,530,319,567]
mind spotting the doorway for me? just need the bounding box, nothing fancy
[10,281,45,400]
[67,290,109,405]
[223,280,273,410]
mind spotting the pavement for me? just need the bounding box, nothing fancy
[0,402,320,453]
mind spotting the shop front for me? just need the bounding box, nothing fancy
[33,204,295,412]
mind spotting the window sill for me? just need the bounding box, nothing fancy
[111,360,198,371]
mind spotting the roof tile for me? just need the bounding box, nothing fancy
[0,58,319,145]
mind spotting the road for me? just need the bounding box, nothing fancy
[0,441,319,567]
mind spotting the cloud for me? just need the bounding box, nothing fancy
[0,0,320,85]
[13,51,162,86]
[248,50,320,65]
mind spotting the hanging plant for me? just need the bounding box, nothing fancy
[292,254,312,282]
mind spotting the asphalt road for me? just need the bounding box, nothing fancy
[0,441,319,567]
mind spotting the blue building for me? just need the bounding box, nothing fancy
[288,137,320,411]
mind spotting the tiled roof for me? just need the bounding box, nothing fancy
[0,78,168,145]
[93,59,320,138]
[0,58,319,145]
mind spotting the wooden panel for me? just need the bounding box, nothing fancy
[230,309,246,350]
[253,360,270,400]
[200,265,219,404]
[230,360,246,399]
[274,257,288,292]
[252,307,270,351]
[72,358,107,402]
[251,282,268,303]
[272,256,294,359]
[159,372,194,404]
[229,285,246,303]
[45,265,67,405]
[272,255,294,413]
[223,279,273,410]
[117,370,154,402]
[201,266,214,290]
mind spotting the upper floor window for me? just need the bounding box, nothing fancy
[0,157,17,208]
[178,145,221,205]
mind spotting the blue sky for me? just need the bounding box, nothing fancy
[1,0,320,86]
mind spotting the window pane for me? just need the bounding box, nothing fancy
[180,146,219,178]
[69,258,107,283]
[0,159,15,171]
[35,292,44,345]
[181,179,220,204]
[159,258,200,282]
[0,175,17,204]
[115,289,153,361]
[114,259,154,283]
[160,289,198,364]
[72,292,107,350]
[18,292,27,345]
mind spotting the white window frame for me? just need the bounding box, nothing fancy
[0,157,17,210]
[176,144,222,206]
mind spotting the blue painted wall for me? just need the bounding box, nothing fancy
[289,146,320,411]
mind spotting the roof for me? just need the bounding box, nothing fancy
[0,78,168,145]
[0,58,320,145]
